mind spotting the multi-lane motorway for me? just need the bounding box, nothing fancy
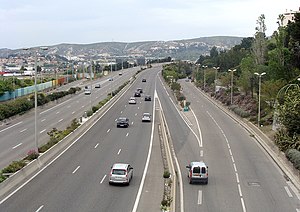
[0,65,299,211]
[0,67,139,169]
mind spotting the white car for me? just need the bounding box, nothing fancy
[142,112,151,122]
[186,161,208,184]
[109,163,133,185]
[128,97,137,104]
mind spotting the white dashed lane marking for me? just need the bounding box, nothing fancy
[72,166,80,174]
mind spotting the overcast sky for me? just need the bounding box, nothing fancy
[0,0,299,49]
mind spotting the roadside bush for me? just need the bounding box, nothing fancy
[2,160,27,174]
[285,149,300,170]
[275,129,299,152]
[92,105,99,113]
[86,110,93,117]
[25,149,39,161]
[163,170,170,178]
[0,173,7,183]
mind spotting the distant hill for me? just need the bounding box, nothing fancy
[0,36,243,61]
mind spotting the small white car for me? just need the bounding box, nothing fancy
[109,163,133,185]
[128,97,137,104]
[142,112,151,122]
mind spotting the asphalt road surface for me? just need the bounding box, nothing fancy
[0,67,138,169]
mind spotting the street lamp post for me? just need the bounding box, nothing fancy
[228,69,237,104]
[202,65,207,89]
[23,47,48,153]
[213,66,220,95]
[89,61,93,111]
[110,60,113,97]
[254,72,266,127]
[13,72,16,100]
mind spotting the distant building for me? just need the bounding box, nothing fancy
[282,7,300,26]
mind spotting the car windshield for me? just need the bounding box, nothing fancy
[112,169,126,175]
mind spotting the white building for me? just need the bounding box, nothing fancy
[282,7,300,26]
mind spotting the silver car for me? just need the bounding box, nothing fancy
[109,163,133,185]
[128,97,137,104]
[142,112,151,122]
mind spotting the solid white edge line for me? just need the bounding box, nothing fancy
[161,84,202,152]
[100,175,106,184]
[158,74,185,212]
[191,109,203,148]
[131,89,156,212]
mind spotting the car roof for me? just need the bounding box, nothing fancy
[190,161,207,167]
[118,117,128,120]
[130,97,136,99]
[112,163,129,169]
[143,112,150,116]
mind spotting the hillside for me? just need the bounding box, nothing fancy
[0,36,243,61]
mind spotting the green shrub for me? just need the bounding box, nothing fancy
[163,170,170,178]
[2,160,27,174]
[275,129,299,152]
[0,173,7,183]
[25,149,39,161]
[86,110,93,117]
[285,149,300,170]
[92,106,99,113]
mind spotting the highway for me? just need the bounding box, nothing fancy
[0,64,299,212]
[0,67,139,169]
[0,66,160,211]
[156,77,300,211]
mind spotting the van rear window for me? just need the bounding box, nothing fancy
[201,167,206,174]
[193,167,200,173]
[112,169,126,175]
